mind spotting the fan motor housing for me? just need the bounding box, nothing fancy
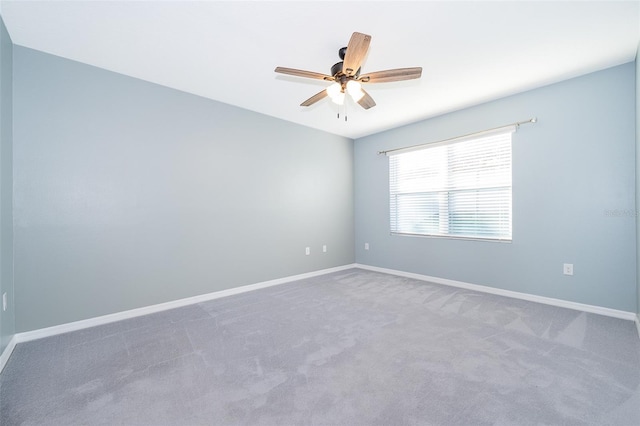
[330,62,342,77]
[331,62,360,79]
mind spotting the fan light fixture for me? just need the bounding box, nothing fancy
[346,80,365,102]
[326,81,365,105]
[326,82,344,105]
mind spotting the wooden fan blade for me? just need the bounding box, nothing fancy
[343,32,371,77]
[359,67,422,83]
[275,67,334,81]
[357,89,376,110]
[301,89,329,107]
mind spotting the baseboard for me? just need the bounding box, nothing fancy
[0,336,17,374]
[14,263,357,344]
[355,264,637,321]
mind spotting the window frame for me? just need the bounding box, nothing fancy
[388,128,514,242]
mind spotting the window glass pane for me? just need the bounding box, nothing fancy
[448,188,511,238]
[391,192,445,235]
[392,148,446,193]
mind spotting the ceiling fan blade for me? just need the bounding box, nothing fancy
[359,67,422,83]
[301,89,329,107]
[357,89,376,110]
[343,32,371,77]
[275,67,334,81]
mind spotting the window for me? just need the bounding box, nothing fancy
[389,128,513,241]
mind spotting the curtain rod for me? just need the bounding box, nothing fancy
[377,117,537,156]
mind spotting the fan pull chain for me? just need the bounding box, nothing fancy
[336,103,348,122]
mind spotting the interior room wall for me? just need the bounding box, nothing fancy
[0,16,13,353]
[355,63,637,313]
[13,46,354,332]
[636,43,640,322]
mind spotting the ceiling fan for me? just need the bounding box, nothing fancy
[275,32,422,111]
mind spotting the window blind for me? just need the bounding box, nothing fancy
[389,129,513,241]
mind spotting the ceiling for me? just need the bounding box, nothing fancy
[1,1,638,139]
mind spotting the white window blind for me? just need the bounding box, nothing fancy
[389,129,513,241]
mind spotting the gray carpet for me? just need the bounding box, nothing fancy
[1,269,639,425]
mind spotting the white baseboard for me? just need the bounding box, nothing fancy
[0,336,17,374]
[355,264,637,321]
[13,263,357,345]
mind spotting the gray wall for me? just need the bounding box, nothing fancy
[0,17,13,353]
[355,63,637,313]
[636,43,640,320]
[13,46,354,332]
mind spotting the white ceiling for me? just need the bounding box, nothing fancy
[1,1,639,139]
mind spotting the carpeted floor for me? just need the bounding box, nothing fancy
[1,269,639,425]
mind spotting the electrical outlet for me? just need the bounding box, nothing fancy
[305,247,310,256]
[364,243,369,250]
[563,263,574,276]
[2,292,6,311]
[322,245,327,253]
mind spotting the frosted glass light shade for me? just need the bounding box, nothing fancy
[326,82,341,99]
[332,91,345,105]
[346,80,364,101]
[346,80,361,93]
